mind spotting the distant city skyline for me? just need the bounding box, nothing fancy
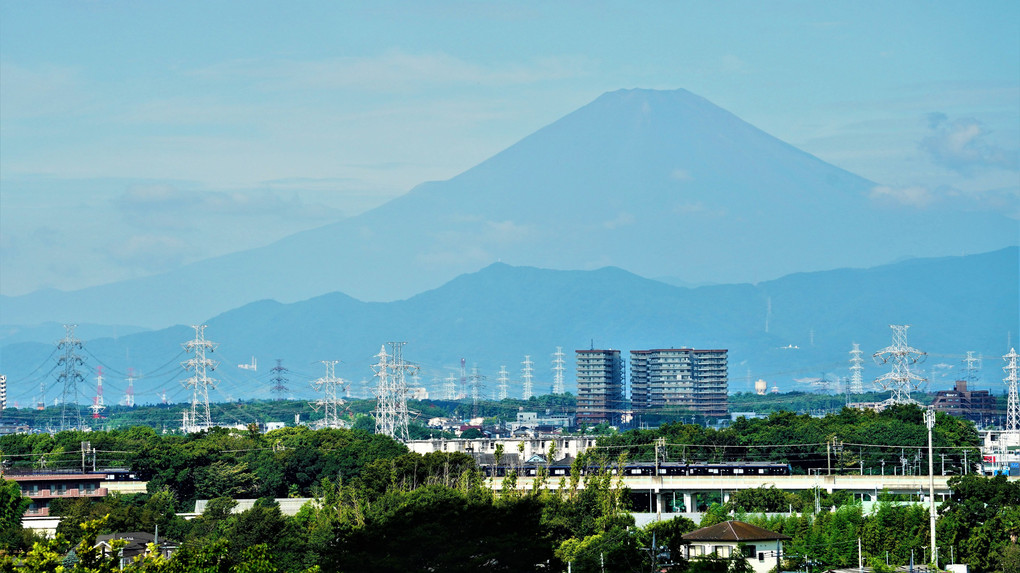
[1,1,1017,296]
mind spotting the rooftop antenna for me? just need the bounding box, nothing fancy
[1004,348,1019,434]
[497,366,510,401]
[270,359,289,400]
[181,325,218,432]
[522,355,534,400]
[849,343,864,394]
[552,347,566,395]
[57,324,86,431]
[872,324,926,405]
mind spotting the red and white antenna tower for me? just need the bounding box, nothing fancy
[91,367,106,420]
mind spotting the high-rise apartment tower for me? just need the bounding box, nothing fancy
[575,349,625,426]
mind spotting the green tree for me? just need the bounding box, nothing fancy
[0,478,31,550]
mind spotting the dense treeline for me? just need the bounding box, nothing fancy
[0,405,1012,572]
[599,405,981,475]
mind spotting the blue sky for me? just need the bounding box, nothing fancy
[1,1,1018,296]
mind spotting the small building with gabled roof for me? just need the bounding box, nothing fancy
[681,520,790,573]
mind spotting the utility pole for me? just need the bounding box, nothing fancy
[925,406,937,567]
[181,325,218,432]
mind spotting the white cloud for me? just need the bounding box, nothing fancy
[920,113,1019,175]
[869,185,934,208]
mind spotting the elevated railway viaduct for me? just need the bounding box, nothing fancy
[493,474,958,513]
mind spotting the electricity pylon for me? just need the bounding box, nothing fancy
[312,360,345,429]
[522,355,534,400]
[270,359,290,400]
[872,325,926,405]
[57,325,86,431]
[373,342,419,441]
[552,347,566,395]
[1005,348,1019,433]
[849,343,864,394]
[181,325,218,432]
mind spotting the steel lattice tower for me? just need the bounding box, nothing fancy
[849,343,864,394]
[270,359,290,400]
[468,365,486,411]
[497,366,509,401]
[444,375,458,400]
[312,360,344,429]
[90,367,105,423]
[964,351,982,382]
[1004,348,1019,433]
[0,374,6,416]
[373,342,419,441]
[123,368,136,407]
[57,324,87,431]
[872,324,926,404]
[522,355,534,400]
[552,347,566,395]
[181,325,218,432]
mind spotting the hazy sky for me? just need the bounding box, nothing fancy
[2,1,1018,296]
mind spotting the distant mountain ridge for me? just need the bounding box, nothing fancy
[2,88,1016,328]
[1,247,1015,406]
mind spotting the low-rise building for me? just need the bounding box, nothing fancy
[932,380,998,423]
[4,469,144,517]
[681,520,790,573]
